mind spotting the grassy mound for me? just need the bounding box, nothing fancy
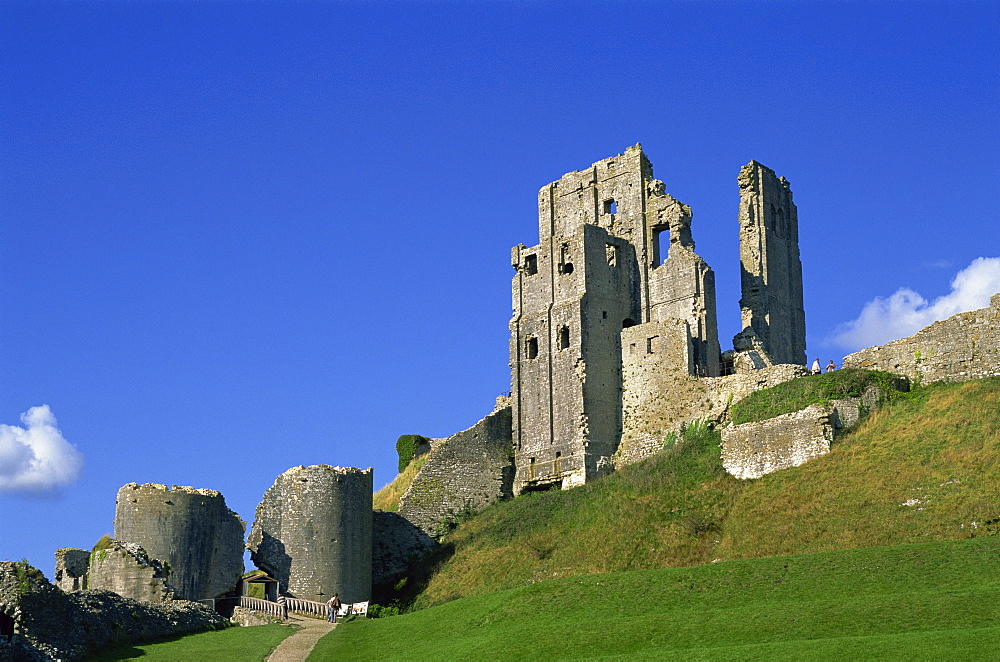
[373,454,429,512]
[310,536,1000,659]
[385,377,1000,610]
[719,375,1000,558]
[86,624,294,661]
[730,368,909,424]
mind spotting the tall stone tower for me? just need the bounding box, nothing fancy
[510,145,720,494]
[114,483,246,601]
[248,465,373,604]
[737,161,806,365]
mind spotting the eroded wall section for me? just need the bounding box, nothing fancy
[248,465,372,604]
[843,293,1000,383]
[398,406,513,537]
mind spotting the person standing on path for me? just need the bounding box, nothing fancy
[811,358,821,375]
[326,594,341,623]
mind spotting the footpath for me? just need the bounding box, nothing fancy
[265,614,335,662]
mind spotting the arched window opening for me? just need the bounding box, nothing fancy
[622,318,637,329]
[558,326,570,350]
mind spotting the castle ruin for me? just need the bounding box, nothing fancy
[510,145,804,494]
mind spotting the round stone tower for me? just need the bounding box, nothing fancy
[114,483,246,601]
[248,465,373,603]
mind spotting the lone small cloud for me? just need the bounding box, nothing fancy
[0,405,83,496]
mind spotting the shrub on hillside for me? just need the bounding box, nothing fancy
[396,435,430,472]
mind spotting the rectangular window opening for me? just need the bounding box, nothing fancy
[526,336,539,359]
[558,326,570,350]
[647,336,658,354]
[603,199,617,215]
[524,254,538,275]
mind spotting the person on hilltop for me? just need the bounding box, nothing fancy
[327,593,342,623]
[827,360,837,372]
[811,358,822,375]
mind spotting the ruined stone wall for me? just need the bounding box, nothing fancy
[843,293,1000,383]
[0,560,223,662]
[114,483,245,601]
[646,184,721,375]
[721,404,833,479]
[54,549,89,593]
[371,511,437,590]
[398,407,513,537]
[720,388,882,480]
[738,161,806,365]
[248,465,372,604]
[87,540,175,603]
[615,361,808,468]
[538,144,651,272]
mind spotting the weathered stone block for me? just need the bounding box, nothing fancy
[54,548,89,593]
[721,404,833,479]
[87,540,175,603]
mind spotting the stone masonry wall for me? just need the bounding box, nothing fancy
[0,560,223,662]
[721,404,833,479]
[720,389,881,480]
[615,362,808,468]
[114,483,245,601]
[248,465,372,604]
[398,406,513,538]
[371,511,437,590]
[843,293,1000,383]
[87,540,175,603]
[54,548,90,593]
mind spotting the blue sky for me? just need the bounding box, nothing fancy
[2,1,997,576]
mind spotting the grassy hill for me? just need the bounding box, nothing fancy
[384,376,1000,610]
[310,536,1000,659]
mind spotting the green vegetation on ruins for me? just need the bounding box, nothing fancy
[729,367,910,424]
[310,536,1000,659]
[373,453,430,512]
[381,376,999,611]
[394,434,430,472]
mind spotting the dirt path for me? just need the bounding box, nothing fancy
[265,614,336,662]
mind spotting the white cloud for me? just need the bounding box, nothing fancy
[831,257,1000,352]
[0,405,83,495]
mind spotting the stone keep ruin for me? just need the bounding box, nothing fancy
[509,145,803,493]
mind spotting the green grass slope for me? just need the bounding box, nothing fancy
[85,623,293,661]
[390,376,1000,610]
[310,536,1000,660]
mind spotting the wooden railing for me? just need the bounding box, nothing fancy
[285,597,327,619]
[239,596,286,619]
[239,595,365,620]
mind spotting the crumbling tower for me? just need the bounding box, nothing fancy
[510,145,720,494]
[114,483,245,601]
[737,161,806,365]
[248,465,373,604]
